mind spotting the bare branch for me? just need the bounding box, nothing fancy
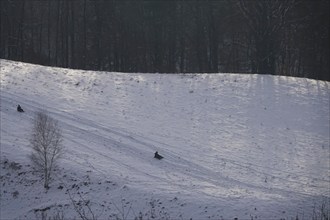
[30,111,64,189]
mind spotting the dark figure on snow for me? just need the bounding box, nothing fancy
[17,104,24,112]
[154,151,163,160]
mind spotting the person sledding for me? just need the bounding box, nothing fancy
[17,104,24,112]
[154,151,163,160]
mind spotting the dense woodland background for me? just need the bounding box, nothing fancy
[1,0,329,81]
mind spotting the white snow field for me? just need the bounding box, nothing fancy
[0,59,329,219]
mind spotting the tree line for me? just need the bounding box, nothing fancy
[1,0,329,81]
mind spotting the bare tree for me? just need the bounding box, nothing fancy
[30,111,63,189]
[237,0,295,75]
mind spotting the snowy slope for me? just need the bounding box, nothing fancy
[0,59,329,219]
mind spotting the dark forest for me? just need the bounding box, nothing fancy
[1,0,329,80]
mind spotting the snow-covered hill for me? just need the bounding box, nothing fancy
[0,59,329,219]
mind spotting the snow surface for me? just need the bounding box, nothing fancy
[0,59,329,219]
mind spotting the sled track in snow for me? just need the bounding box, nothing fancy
[1,90,328,199]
